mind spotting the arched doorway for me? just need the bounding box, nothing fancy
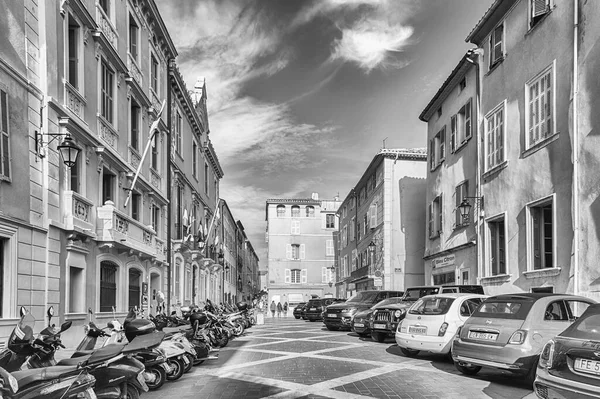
[128,268,142,310]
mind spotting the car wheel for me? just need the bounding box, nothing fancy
[294,316,300,319]
[326,325,339,331]
[400,347,419,357]
[371,332,386,343]
[357,332,370,337]
[455,363,481,376]
[309,319,315,322]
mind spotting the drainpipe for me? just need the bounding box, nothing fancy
[166,59,174,310]
[466,48,483,284]
[572,0,579,296]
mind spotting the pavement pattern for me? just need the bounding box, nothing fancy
[143,316,537,399]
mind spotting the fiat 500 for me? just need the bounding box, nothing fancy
[452,293,596,385]
[395,293,487,357]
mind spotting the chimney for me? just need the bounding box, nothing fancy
[311,193,319,200]
[191,77,205,106]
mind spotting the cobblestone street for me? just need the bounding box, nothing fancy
[143,317,537,399]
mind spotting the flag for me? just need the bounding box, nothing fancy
[214,234,219,246]
[183,208,189,228]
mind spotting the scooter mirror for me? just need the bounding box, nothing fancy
[60,321,72,332]
[47,306,54,318]
[19,307,27,318]
[88,307,93,315]
[107,322,114,329]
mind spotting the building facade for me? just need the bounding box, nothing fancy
[466,0,576,296]
[266,194,341,307]
[420,54,480,287]
[335,149,427,298]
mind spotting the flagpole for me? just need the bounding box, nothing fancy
[201,197,221,256]
[124,100,166,208]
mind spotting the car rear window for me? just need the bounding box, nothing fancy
[346,291,380,303]
[306,300,321,307]
[403,288,440,301]
[409,297,455,315]
[472,300,534,320]
[570,315,600,339]
[376,298,406,307]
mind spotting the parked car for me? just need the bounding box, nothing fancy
[293,302,307,319]
[452,293,596,385]
[395,293,487,356]
[323,290,404,331]
[352,308,375,337]
[305,298,343,322]
[402,285,485,302]
[534,303,600,398]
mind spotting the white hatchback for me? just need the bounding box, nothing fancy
[395,293,488,358]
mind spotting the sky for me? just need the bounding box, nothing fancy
[155,0,494,263]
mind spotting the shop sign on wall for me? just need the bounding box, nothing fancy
[432,254,455,268]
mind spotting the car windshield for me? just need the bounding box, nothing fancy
[403,288,440,301]
[375,298,405,307]
[307,300,321,307]
[346,292,380,303]
[472,300,532,320]
[409,297,455,315]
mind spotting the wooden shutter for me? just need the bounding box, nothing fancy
[0,89,9,178]
[450,115,456,153]
[465,99,472,139]
[429,139,435,169]
[322,267,327,283]
[284,269,291,283]
[326,240,333,256]
[438,195,443,234]
[300,244,306,259]
[532,0,548,18]
[301,269,307,284]
[439,127,445,161]
[492,25,503,64]
[455,185,461,227]
[370,203,377,228]
[286,244,292,260]
[428,203,433,237]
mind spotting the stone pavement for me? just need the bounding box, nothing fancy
[143,317,538,399]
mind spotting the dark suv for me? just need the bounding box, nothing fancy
[305,298,343,321]
[293,302,306,319]
[370,285,485,342]
[323,290,404,331]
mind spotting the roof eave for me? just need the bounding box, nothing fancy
[465,0,519,44]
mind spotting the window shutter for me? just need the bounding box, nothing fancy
[370,203,377,228]
[326,240,333,256]
[285,269,291,284]
[455,186,461,227]
[0,90,10,178]
[465,99,472,139]
[300,244,306,259]
[438,195,443,233]
[301,269,307,284]
[286,244,292,260]
[428,203,433,237]
[493,25,503,62]
[532,0,549,18]
[439,127,446,161]
[429,139,435,169]
[322,267,327,283]
[450,115,457,153]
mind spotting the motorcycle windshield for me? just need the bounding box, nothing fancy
[7,313,35,352]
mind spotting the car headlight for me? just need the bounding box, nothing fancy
[394,310,404,318]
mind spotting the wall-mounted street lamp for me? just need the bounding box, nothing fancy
[458,197,484,225]
[35,130,81,168]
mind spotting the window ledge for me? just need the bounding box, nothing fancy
[483,160,509,180]
[523,267,561,279]
[452,137,472,155]
[486,56,505,76]
[65,313,88,321]
[522,132,559,158]
[525,9,554,37]
[480,274,512,284]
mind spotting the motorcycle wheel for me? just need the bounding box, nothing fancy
[216,333,229,348]
[126,384,140,399]
[146,365,166,390]
[183,353,194,373]
[165,358,185,381]
[233,323,244,336]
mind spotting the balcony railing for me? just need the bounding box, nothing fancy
[95,5,117,50]
[64,82,86,120]
[63,191,94,232]
[98,117,118,148]
[96,201,160,258]
[129,147,141,169]
[127,54,142,86]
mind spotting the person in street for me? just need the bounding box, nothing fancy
[277,302,282,317]
[270,300,276,317]
[283,302,288,317]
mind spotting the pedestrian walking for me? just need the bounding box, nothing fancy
[283,302,288,317]
[277,302,282,318]
[270,300,276,318]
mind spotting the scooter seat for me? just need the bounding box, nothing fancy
[85,344,125,365]
[71,350,94,358]
[57,355,91,366]
[13,365,79,388]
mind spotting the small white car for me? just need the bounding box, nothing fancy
[395,293,488,358]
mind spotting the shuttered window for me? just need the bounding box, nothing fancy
[531,0,550,27]
[301,269,307,284]
[489,24,504,69]
[322,267,327,283]
[100,261,117,312]
[485,102,505,170]
[527,66,553,147]
[326,240,334,256]
[370,203,377,228]
[291,219,300,235]
[0,88,10,179]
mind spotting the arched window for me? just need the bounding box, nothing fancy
[291,206,300,217]
[128,268,141,310]
[100,261,118,312]
[276,205,285,217]
[306,206,315,217]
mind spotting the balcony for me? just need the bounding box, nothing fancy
[128,146,141,169]
[96,201,162,260]
[64,82,86,121]
[63,191,94,234]
[98,117,118,149]
[95,5,117,51]
[127,54,142,86]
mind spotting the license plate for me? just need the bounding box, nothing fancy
[182,355,191,366]
[354,323,364,328]
[574,358,600,375]
[373,323,387,329]
[409,326,427,335]
[328,313,337,318]
[468,331,498,341]
[310,308,316,311]
[86,388,98,399]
